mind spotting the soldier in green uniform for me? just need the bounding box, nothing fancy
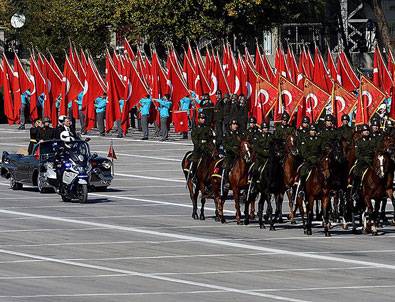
[200,94,214,127]
[274,112,294,140]
[246,117,261,146]
[384,119,395,136]
[297,116,310,147]
[213,90,224,146]
[237,95,249,132]
[370,118,384,148]
[338,114,353,142]
[350,124,375,197]
[297,124,322,193]
[189,113,215,181]
[320,114,338,149]
[222,120,244,187]
[253,122,273,172]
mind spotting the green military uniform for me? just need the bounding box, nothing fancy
[255,132,273,165]
[353,136,375,177]
[223,129,243,169]
[274,124,294,141]
[191,123,214,162]
[200,97,214,126]
[297,127,309,147]
[320,126,338,147]
[338,124,353,141]
[299,135,322,179]
[237,101,248,132]
[246,126,261,146]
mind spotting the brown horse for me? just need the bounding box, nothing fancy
[360,151,392,235]
[211,140,253,224]
[283,133,303,223]
[379,135,395,224]
[182,147,219,221]
[296,154,331,236]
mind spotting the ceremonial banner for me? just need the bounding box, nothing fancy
[172,110,189,133]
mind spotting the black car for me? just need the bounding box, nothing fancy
[1,140,113,192]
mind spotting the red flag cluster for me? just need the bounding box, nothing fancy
[1,42,393,131]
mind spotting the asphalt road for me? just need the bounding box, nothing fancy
[0,124,394,302]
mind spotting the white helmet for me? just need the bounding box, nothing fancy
[60,131,74,146]
[58,115,67,125]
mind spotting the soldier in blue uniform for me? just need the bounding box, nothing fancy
[156,94,172,141]
[76,91,85,134]
[179,93,192,139]
[19,89,31,130]
[139,95,152,140]
[95,92,107,136]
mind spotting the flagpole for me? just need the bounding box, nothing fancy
[111,139,114,176]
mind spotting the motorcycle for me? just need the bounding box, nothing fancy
[45,142,90,203]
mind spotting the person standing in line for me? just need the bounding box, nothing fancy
[76,91,86,134]
[95,92,108,136]
[155,94,172,141]
[139,94,152,140]
[179,93,192,139]
[116,99,125,138]
[19,89,31,130]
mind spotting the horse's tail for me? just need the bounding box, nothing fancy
[182,151,193,179]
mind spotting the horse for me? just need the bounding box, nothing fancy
[360,151,392,235]
[283,133,303,223]
[295,153,331,236]
[182,145,219,221]
[211,140,253,224]
[379,135,395,224]
[244,140,284,230]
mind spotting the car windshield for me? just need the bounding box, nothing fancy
[37,140,91,159]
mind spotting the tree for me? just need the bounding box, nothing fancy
[364,0,392,51]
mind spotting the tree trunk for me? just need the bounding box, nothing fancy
[367,0,392,51]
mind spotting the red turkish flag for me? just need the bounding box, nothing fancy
[286,46,299,83]
[85,58,105,132]
[167,59,189,110]
[276,76,304,122]
[255,76,278,124]
[122,60,149,134]
[355,76,386,125]
[332,83,358,127]
[313,47,332,93]
[327,47,338,84]
[60,55,83,116]
[44,56,63,125]
[337,52,360,92]
[2,55,16,124]
[106,53,125,132]
[30,56,49,120]
[255,44,271,81]
[194,56,211,98]
[212,53,230,99]
[303,78,331,123]
[50,54,63,78]
[172,110,189,133]
[183,51,195,90]
[373,46,392,96]
[123,38,135,61]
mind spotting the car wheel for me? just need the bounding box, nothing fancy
[37,176,48,193]
[10,175,22,190]
[94,186,108,192]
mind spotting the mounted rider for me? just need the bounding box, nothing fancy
[245,117,261,146]
[250,122,273,181]
[296,124,322,194]
[274,112,295,159]
[320,114,338,149]
[297,116,310,146]
[370,118,384,148]
[338,114,353,141]
[189,112,215,182]
[222,119,244,187]
[349,124,375,197]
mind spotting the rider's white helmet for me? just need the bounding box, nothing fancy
[58,115,67,125]
[60,131,74,147]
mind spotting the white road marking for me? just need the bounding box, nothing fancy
[0,209,394,271]
[114,173,185,182]
[0,248,308,302]
[96,151,180,162]
[87,134,192,146]
[0,227,108,233]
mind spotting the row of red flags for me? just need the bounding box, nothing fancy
[1,39,394,134]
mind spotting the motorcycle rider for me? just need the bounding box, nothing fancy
[53,131,75,192]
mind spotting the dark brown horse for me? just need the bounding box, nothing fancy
[380,135,395,224]
[182,146,218,221]
[360,151,392,235]
[296,154,331,236]
[283,133,303,223]
[211,140,253,224]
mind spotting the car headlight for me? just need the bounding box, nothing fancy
[102,161,112,169]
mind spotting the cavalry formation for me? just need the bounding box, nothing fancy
[182,111,395,237]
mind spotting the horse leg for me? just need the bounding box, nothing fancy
[286,189,296,223]
[298,195,306,230]
[305,196,314,235]
[257,193,265,229]
[234,189,242,225]
[315,199,322,221]
[250,197,256,220]
[379,197,388,224]
[322,194,331,237]
[332,193,340,223]
[268,194,275,231]
[188,181,199,220]
[275,193,284,223]
[200,197,206,220]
